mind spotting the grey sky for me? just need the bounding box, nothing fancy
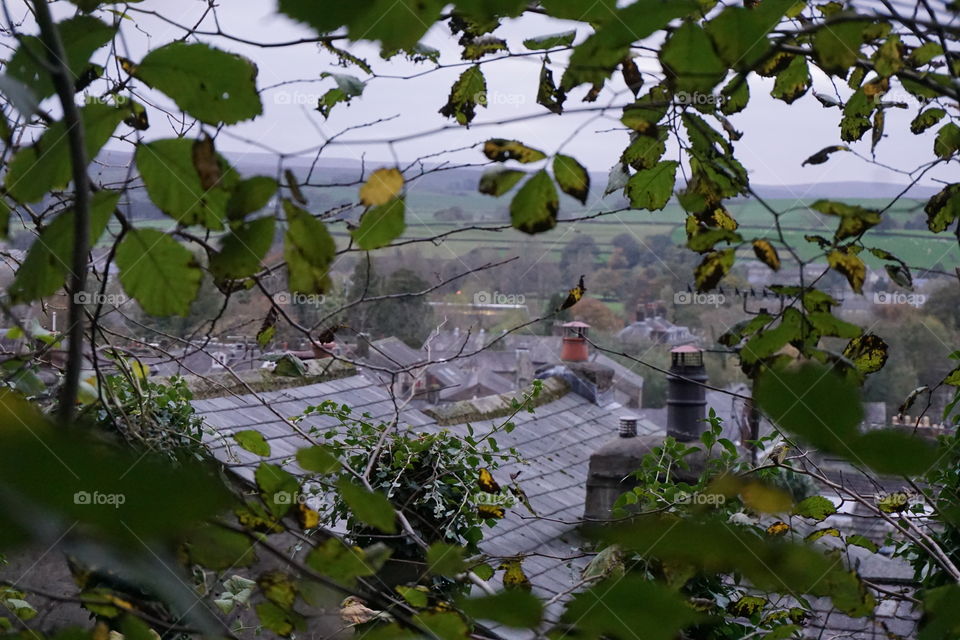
[8,0,952,188]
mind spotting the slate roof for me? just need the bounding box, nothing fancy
[193,374,921,638]
[194,374,646,617]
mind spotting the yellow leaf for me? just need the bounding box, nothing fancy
[499,558,532,591]
[477,468,501,494]
[752,239,781,271]
[765,521,790,536]
[477,504,505,519]
[827,248,865,294]
[359,168,404,207]
[296,502,320,530]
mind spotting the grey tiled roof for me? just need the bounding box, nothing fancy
[194,375,920,638]
[194,374,648,611]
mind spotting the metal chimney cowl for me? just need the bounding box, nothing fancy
[666,345,708,442]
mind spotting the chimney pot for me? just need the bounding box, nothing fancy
[619,416,637,438]
[667,345,707,441]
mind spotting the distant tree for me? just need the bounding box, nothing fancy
[611,233,642,268]
[925,281,960,332]
[571,297,623,333]
[559,234,599,281]
[368,269,436,347]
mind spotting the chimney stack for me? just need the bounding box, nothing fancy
[666,345,707,441]
[560,321,590,362]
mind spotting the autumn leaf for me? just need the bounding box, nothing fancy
[359,168,404,207]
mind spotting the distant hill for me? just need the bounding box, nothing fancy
[95,148,939,201]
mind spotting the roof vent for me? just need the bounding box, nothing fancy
[619,416,637,438]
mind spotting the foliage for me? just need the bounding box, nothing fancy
[1,0,960,638]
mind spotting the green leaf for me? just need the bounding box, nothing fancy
[296,445,340,474]
[414,611,469,640]
[536,62,566,114]
[740,308,803,364]
[846,534,878,553]
[562,0,697,91]
[553,155,590,205]
[307,539,384,585]
[622,85,671,134]
[255,463,299,518]
[842,333,889,375]
[483,139,546,163]
[0,391,231,545]
[755,361,863,453]
[283,200,335,294]
[934,122,960,159]
[233,430,271,457]
[524,31,576,50]
[116,229,203,317]
[255,601,297,637]
[439,65,486,126]
[397,585,429,608]
[562,576,698,640]
[910,42,943,66]
[910,108,946,135]
[510,171,558,234]
[10,190,118,303]
[136,138,235,230]
[210,216,276,281]
[5,103,127,203]
[457,591,543,628]
[807,311,862,338]
[771,55,810,103]
[806,527,841,542]
[794,496,837,522]
[854,429,937,475]
[812,199,881,240]
[278,0,443,51]
[925,183,960,233]
[720,76,749,114]
[336,477,397,533]
[813,21,867,75]
[274,353,307,377]
[7,15,116,101]
[186,523,256,570]
[478,168,526,196]
[625,160,677,211]
[133,42,262,125]
[660,22,727,94]
[352,198,406,250]
[316,73,365,117]
[705,1,791,71]
[694,248,735,292]
[622,130,667,170]
[463,36,508,61]
[426,542,467,575]
[227,176,278,220]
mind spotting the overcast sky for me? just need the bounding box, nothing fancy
[6,0,952,188]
